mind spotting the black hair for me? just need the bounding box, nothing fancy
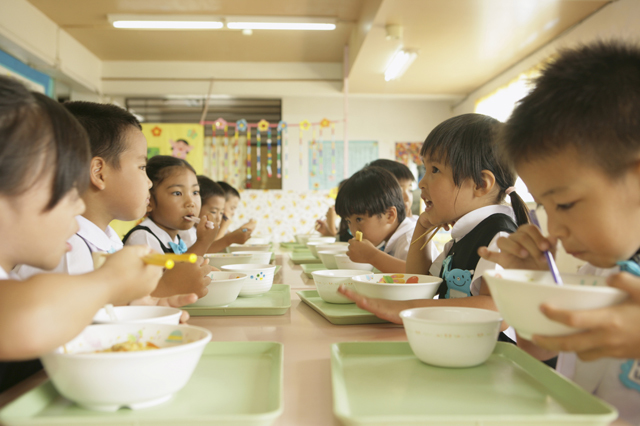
[0,76,90,211]
[367,159,414,182]
[217,181,241,200]
[176,138,189,145]
[502,40,640,178]
[64,101,141,169]
[146,155,197,197]
[335,166,406,224]
[421,113,529,226]
[197,175,226,202]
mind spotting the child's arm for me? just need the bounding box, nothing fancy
[406,213,438,274]
[316,206,337,237]
[187,213,219,256]
[206,227,253,253]
[0,246,162,360]
[130,293,198,323]
[151,256,212,298]
[214,216,232,240]
[478,224,556,271]
[531,271,640,361]
[347,238,406,272]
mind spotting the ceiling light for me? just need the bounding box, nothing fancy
[384,49,418,81]
[108,14,223,30]
[226,16,336,31]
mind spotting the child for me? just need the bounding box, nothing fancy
[339,114,530,332]
[0,76,162,390]
[368,159,417,222]
[478,41,640,423]
[334,167,417,272]
[316,179,353,242]
[214,180,254,244]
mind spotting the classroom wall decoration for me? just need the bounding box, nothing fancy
[0,49,54,96]
[308,140,379,190]
[142,123,205,174]
[395,142,422,166]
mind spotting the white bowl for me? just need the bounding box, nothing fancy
[318,248,349,269]
[400,307,502,368]
[246,237,270,245]
[308,242,348,258]
[334,254,374,271]
[230,250,272,264]
[221,263,276,297]
[41,323,211,411]
[308,236,336,244]
[189,272,247,307]
[228,243,271,252]
[483,269,628,340]
[311,270,365,304]
[93,306,181,325]
[295,233,321,245]
[203,253,253,269]
[352,274,442,301]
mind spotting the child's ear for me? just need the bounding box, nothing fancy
[474,170,497,197]
[386,206,398,224]
[90,157,107,190]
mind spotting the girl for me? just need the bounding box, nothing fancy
[0,76,162,391]
[339,114,529,335]
[123,155,219,256]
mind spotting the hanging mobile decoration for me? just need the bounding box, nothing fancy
[330,122,336,180]
[233,124,240,181]
[223,124,229,181]
[310,124,317,177]
[235,119,247,186]
[213,118,227,181]
[299,120,310,168]
[277,121,286,179]
[258,120,271,179]
[240,119,251,188]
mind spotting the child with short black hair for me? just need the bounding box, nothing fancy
[335,166,416,272]
[0,76,162,390]
[368,159,416,221]
[478,41,640,423]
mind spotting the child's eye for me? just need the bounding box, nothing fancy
[139,166,146,171]
[556,202,576,211]
[356,218,362,223]
[193,190,200,196]
[431,166,440,174]
[172,191,182,196]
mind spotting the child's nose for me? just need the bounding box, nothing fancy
[546,212,569,239]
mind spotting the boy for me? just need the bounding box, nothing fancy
[478,41,640,423]
[17,102,212,301]
[368,159,417,222]
[335,167,415,272]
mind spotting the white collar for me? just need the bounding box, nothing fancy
[140,218,181,245]
[386,217,413,249]
[0,266,7,279]
[76,216,123,253]
[450,205,516,242]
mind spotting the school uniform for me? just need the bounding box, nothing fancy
[0,267,42,393]
[178,227,197,249]
[556,262,640,424]
[123,218,187,254]
[15,216,123,279]
[381,217,421,261]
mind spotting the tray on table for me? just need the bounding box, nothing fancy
[331,341,618,426]
[301,263,326,278]
[290,252,322,265]
[185,284,291,316]
[297,290,389,325]
[0,342,284,426]
[278,242,306,250]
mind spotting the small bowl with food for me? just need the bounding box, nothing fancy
[400,307,502,367]
[311,270,365,304]
[203,253,253,269]
[483,269,628,340]
[93,306,181,325]
[352,273,442,301]
[41,323,211,412]
[221,264,276,297]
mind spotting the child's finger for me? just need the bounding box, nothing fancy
[532,330,602,354]
[607,272,640,302]
[497,232,541,260]
[163,293,198,308]
[477,246,506,264]
[179,310,190,323]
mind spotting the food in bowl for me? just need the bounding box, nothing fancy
[483,269,628,339]
[221,264,276,296]
[188,272,247,307]
[204,253,253,269]
[93,306,181,325]
[311,270,365,304]
[97,341,159,352]
[352,274,442,300]
[334,254,374,271]
[41,324,211,411]
[400,307,502,367]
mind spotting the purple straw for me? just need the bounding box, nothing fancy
[529,209,563,286]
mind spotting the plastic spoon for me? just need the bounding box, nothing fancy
[529,209,563,285]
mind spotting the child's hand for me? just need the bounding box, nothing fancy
[240,219,257,232]
[417,211,433,229]
[195,213,218,244]
[337,285,406,324]
[228,227,253,245]
[477,224,556,270]
[315,218,335,236]
[347,238,377,263]
[99,246,163,305]
[151,256,213,298]
[531,271,640,360]
[130,293,198,323]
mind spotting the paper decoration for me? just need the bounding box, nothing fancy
[320,118,331,128]
[223,124,229,181]
[267,126,273,178]
[330,123,336,179]
[277,121,286,179]
[299,120,310,168]
[256,126,261,181]
[318,125,323,176]
[257,119,269,132]
[246,127,252,188]
[233,125,240,179]
[236,119,248,133]
[142,124,204,174]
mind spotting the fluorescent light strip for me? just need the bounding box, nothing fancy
[227,22,335,30]
[384,50,418,81]
[112,20,223,29]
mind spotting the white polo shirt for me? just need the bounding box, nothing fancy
[124,218,181,254]
[383,217,419,261]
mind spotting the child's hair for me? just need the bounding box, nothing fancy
[217,181,241,200]
[0,76,90,211]
[197,175,226,202]
[64,101,141,168]
[335,167,406,224]
[501,41,640,179]
[146,155,197,198]
[367,159,415,182]
[421,113,529,226]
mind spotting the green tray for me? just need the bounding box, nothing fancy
[0,342,283,425]
[290,252,322,264]
[331,342,618,426]
[273,265,281,275]
[185,284,291,316]
[301,263,327,278]
[297,290,389,325]
[278,242,306,250]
